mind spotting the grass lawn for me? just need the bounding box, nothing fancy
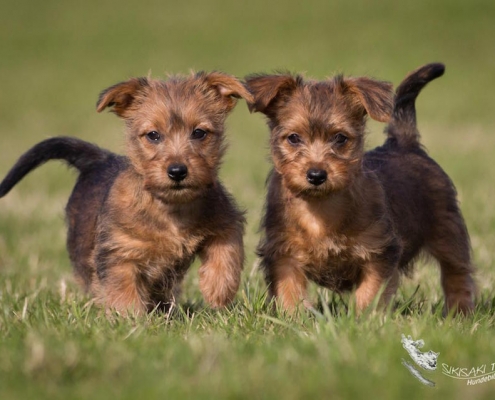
[0,1,494,399]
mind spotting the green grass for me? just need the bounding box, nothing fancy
[1,1,494,399]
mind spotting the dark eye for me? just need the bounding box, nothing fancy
[334,133,348,145]
[287,133,302,145]
[146,131,162,143]
[191,128,208,140]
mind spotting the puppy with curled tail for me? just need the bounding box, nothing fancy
[0,71,253,315]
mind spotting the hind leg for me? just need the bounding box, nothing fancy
[427,216,476,315]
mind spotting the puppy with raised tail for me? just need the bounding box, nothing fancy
[246,63,475,314]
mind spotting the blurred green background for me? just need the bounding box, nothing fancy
[0,1,494,399]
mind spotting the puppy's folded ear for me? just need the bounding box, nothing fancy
[203,72,254,111]
[96,78,149,117]
[344,77,394,122]
[244,74,301,116]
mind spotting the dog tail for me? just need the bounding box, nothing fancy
[0,136,111,197]
[386,63,445,148]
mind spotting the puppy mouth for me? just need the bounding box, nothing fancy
[300,188,327,196]
[167,178,201,190]
[170,184,190,191]
[151,184,202,204]
[145,181,197,194]
[168,183,206,195]
[297,184,333,198]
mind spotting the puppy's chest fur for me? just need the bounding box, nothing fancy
[96,173,208,275]
[106,211,204,266]
[283,198,389,290]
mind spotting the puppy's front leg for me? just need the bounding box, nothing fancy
[267,257,309,312]
[198,228,244,308]
[94,262,147,315]
[355,262,399,312]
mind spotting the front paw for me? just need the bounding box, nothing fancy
[199,265,240,308]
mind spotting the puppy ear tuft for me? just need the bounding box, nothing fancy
[96,78,149,117]
[203,72,254,111]
[244,74,300,115]
[344,77,394,122]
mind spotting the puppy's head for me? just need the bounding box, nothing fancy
[245,73,393,197]
[97,72,252,203]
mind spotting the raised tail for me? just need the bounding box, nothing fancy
[386,63,445,148]
[0,136,111,197]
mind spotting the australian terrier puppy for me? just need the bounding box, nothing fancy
[246,63,475,314]
[0,71,253,314]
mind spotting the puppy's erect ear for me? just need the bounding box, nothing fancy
[244,74,300,115]
[96,78,149,117]
[203,72,254,111]
[344,77,394,122]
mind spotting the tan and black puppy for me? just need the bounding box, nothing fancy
[0,72,253,314]
[246,63,475,314]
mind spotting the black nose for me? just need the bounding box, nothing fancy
[306,168,327,186]
[167,163,188,182]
